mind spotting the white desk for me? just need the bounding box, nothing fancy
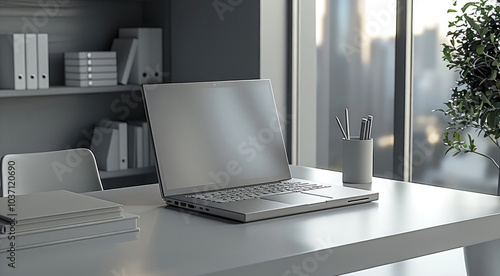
[1,165,500,275]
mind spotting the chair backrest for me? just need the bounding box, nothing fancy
[1,148,103,196]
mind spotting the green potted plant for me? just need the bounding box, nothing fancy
[438,0,500,172]
[439,1,500,273]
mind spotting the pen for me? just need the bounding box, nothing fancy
[345,108,350,140]
[335,116,348,139]
[360,118,367,140]
[367,115,373,140]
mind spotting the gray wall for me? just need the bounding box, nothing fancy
[260,0,289,150]
[170,0,260,82]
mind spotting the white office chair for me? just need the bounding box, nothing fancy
[1,148,103,196]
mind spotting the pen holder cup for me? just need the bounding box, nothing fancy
[342,138,373,184]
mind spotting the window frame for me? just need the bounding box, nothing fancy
[291,0,414,181]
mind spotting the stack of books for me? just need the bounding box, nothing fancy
[0,190,139,251]
[64,51,118,87]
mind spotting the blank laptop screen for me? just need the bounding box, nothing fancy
[142,79,291,197]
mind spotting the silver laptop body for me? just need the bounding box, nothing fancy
[142,79,378,222]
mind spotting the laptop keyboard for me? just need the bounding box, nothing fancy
[185,181,329,203]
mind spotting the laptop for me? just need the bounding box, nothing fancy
[142,79,378,222]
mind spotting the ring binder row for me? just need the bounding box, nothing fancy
[0,28,162,90]
[0,33,49,90]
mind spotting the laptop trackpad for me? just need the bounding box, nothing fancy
[262,192,328,206]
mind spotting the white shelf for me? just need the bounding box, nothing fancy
[0,85,140,98]
[99,166,156,179]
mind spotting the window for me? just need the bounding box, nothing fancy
[296,0,497,192]
[314,0,396,178]
[412,0,498,193]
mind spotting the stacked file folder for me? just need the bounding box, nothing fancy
[0,190,139,251]
[64,51,118,87]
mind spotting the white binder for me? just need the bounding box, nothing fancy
[111,38,138,85]
[128,121,149,167]
[37,33,49,89]
[64,51,116,59]
[90,126,120,171]
[25,33,38,89]
[149,28,163,83]
[64,59,116,66]
[65,66,117,73]
[65,72,118,80]
[0,34,26,90]
[127,125,144,168]
[100,121,128,170]
[65,79,117,87]
[119,28,162,84]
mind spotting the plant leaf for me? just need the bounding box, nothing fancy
[476,44,486,55]
[489,70,498,80]
[481,93,492,106]
[464,14,481,33]
[480,28,488,37]
[462,2,475,12]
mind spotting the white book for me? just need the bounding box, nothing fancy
[91,126,120,171]
[25,34,38,89]
[64,51,116,59]
[0,190,123,225]
[0,212,139,251]
[65,79,117,87]
[0,34,26,89]
[37,33,49,89]
[65,72,118,80]
[99,121,128,170]
[65,59,117,66]
[111,38,138,85]
[11,210,123,233]
[127,125,144,168]
[128,121,150,167]
[65,65,117,73]
[119,28,162,84]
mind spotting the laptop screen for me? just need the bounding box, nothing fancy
[142,79,291,197]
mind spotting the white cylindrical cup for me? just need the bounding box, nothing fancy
[342,137,373,184]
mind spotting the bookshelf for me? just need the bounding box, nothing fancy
[0,85,139,98]
[0,0,172,189]
[0,0,280,189]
